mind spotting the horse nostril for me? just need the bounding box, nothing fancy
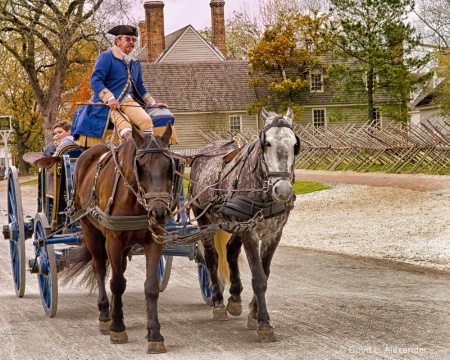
[149,206,171,225]
[273,180,292,202]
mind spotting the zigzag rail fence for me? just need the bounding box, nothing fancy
[195,119,450,175]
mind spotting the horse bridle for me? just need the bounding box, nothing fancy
[259,119,300,187]
[134,137,174,215]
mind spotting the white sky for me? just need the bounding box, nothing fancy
[134,0,253,34]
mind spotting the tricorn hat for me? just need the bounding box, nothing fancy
[108,25,138,37]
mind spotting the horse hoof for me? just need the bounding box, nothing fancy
[227,298,242,316]
[258,329,276,342]
[213,306,228,321]
[247,315,257,330]
[99,320,112,335]
[110,330,128,344]
[147,341,167,354]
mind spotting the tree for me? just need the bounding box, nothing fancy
[327,0,431,123]
[199,0,331,60]
[225,12,260,60]
[199,12,260,60]
[0,49,44,174]
[413,0,450,117]
[0,0,135,143]
[247,9,331,115]
[413,0,450,52]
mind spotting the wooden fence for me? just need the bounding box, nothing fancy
[196,119,450,175]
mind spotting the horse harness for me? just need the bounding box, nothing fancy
[68,136,173,233]
[191,121,298,221]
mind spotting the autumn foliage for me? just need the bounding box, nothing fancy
[69,62,95,118]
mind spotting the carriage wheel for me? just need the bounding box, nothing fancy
[197,260,213,306]
[34,213,58,317]
[6,167,26,297]
[158,255,173,292]
[196,241,224,306]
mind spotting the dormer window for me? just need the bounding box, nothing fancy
[310,71,323,92]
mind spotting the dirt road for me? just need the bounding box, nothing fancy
[1,242,449,360]
[1,173,450,359]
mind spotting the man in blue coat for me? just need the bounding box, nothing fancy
[72,25,167,144]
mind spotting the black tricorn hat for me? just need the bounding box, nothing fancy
[108,25,138,37]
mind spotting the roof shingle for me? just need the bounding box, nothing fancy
[142,60,257,112]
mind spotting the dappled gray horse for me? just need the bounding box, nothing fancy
[189,107,300,342]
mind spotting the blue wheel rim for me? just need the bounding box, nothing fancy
[35,216,56,315]
[7,167,25,296]
[158,255,168,286]
[198,262,213,305]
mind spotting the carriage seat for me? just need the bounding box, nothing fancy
[54,143,84,158]
[76,107,178,148]
[28,144,84,169]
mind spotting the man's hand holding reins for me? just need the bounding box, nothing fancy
[108,98,121,110]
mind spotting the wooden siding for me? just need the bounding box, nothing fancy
[161,28,223,62]
[171,111,258,151]
[299,105,391,127]
[417,107,439,122]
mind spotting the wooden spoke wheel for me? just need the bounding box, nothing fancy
[33,213,58,317]
[158,255,173,292]
[5,167,26,297]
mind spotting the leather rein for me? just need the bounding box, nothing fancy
[68,136,173,235]
[187,122,297,221]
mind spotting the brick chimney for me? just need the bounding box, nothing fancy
[144,1,165,62]
[210,0,226,57]
[138,20,146,49]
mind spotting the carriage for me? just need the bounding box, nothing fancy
[2,107,299,353]
[2,140,214,317]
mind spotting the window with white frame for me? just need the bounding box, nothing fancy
[229,115,242,132]
[310,71,323,92]
[313,109,326,128]
[371,107,381,128]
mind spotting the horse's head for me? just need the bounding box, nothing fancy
[259,107,300,202]
[130,123,174,227]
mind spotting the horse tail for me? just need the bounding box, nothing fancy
[60,243,102,293]
[214,230,232,287]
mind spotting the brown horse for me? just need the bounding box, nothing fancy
[61,124,174,353]
[189,107,299,342]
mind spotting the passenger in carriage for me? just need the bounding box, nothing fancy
[43,120,75,156]
[71,24,168,144]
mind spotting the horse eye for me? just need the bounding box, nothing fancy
[265,141,271,147]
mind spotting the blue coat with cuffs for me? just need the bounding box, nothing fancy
[71,46,154,139]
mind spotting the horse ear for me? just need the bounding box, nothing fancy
[285,107,294,125]
[131,124,144,147]
[260,106,269,124]
[161,122,173,146]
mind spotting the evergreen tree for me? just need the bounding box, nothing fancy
[327,0,431,123]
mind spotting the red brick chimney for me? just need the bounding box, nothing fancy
[144,1,165,62]
[210,0,226,57]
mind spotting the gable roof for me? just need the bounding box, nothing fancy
[164,25,190,50]
[411,77,445,109]
[137,25,225,63]
[142,60,257,112]
[159,25,225,62]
